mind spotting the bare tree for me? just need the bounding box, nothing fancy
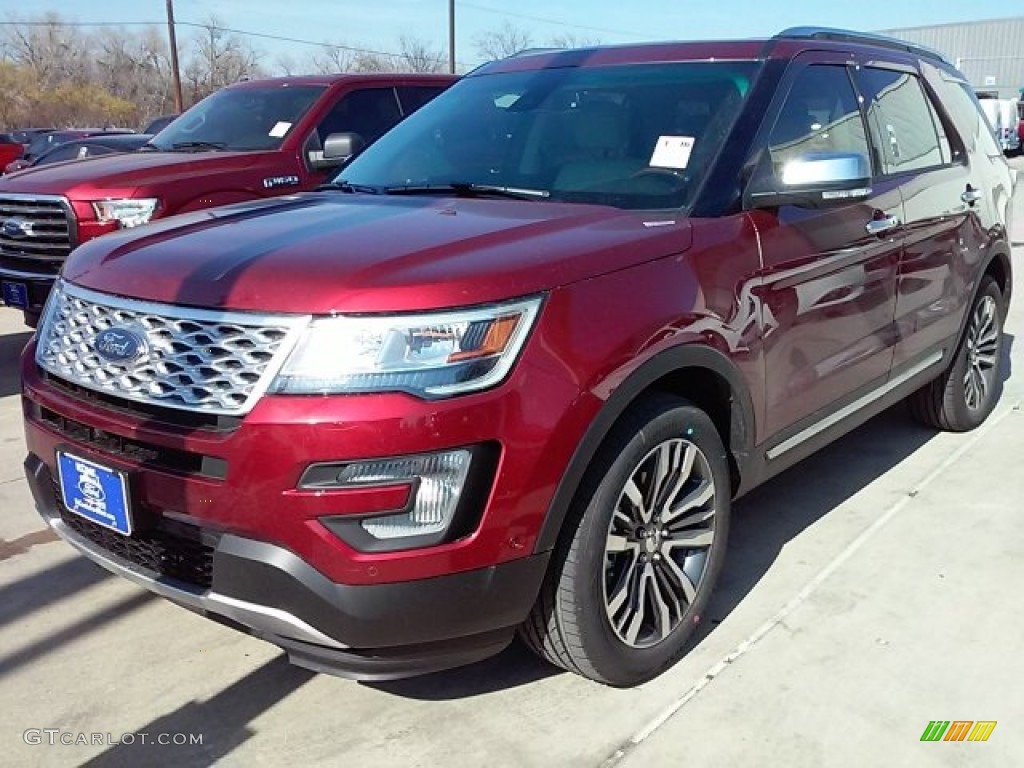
[310,43,358,74]
[183,16,263,102]
[396,36,445,73]
[1,12,92,87]
[547,32,602,49]
[94,27,174,125]
[474,22,534,61]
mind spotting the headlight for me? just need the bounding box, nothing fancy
[271,297,542,397]
[92,198,159,228]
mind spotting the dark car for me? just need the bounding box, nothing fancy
[4,129,134,174]
[142,114,179,134]
[9,128,56,146]
[25,134,154,169]
[22,28,1014,686]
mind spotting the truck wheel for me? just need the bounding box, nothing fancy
[908,276,1004,432]
[520,395,731,686]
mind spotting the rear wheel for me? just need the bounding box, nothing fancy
[908,276,1004,431]
[521,395,731,686]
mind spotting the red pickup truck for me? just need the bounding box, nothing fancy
[0,73,455,323]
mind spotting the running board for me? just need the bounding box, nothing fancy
[766,351,944,461]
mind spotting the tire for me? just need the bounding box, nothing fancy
[908,276,1004,432]
[520,394,731,686]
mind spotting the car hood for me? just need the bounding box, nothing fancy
[63,193,693,314]
[0,150,281,196]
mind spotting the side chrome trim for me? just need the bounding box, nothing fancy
[0,266,59,281]
[45,514,347,650]
[766,351,944,461]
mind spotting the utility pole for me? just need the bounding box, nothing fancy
[448,0,456,74]
[166,0,185,113]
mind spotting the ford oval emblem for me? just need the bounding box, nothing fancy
[94,328,147,363]
[1,218,35,239]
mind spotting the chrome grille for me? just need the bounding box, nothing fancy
[0,194,74,275]
[36,281,309,416]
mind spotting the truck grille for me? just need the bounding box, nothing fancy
[36,281,309,416]
[0,194,74,275]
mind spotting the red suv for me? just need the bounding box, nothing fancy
[22,28,1015,686]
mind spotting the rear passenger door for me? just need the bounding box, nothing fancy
[852,65,978,372]
[747,55,904,439]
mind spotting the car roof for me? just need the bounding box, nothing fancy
[225,72,458,90]
[476,30,952,76]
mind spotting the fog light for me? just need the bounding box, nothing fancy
[333,449,473,540]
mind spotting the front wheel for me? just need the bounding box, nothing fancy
[908,276,1004,432]
[520,395,731,686]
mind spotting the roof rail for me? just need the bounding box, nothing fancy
[775,26,951,65]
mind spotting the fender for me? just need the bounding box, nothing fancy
[533,344,757,553]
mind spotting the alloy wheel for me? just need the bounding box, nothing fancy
[602,438,718,649]
[963,294,1000,411]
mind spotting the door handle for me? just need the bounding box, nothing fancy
[961,185,983,205]
[865,215,901,236]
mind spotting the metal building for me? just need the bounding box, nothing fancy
[877,16,1024,98]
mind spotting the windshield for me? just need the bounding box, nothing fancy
[339,61,759,210]
[149,85,325,151]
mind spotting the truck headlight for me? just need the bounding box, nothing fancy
[92,198,159,228]
[271,297,542,397]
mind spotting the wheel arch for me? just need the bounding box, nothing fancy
[532,344,756,553]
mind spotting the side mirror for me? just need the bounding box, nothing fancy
[308,132,366,171]
[746,152,872,209]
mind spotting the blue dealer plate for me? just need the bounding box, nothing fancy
[1,281,28,309]
[56,452,133,536]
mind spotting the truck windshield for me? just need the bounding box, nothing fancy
[149,85,326,152]
[339,61,759,210]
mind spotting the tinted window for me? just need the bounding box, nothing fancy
[768,65,870,176]
[341,62,760,211]
[314,88,403,146]
[397,86,447,115]
[854,68,945,174]
[150,86,325,151]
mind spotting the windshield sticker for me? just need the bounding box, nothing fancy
[650,136,695,170]
[269,121,293,138]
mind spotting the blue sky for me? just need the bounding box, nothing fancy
[0,0,1014,69]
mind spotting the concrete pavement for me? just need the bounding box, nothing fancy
[0,159,1021,767]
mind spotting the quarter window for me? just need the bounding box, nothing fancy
[853,68,946,174]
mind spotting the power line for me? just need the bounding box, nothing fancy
[0,19,459,65]
[458,1,659,40]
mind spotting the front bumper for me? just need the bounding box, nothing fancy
[26,454,549,679]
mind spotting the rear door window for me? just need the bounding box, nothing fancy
[853,68,947,174]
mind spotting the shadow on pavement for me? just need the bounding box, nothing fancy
[0,329,31,398]
[695,403,937,645]
[364,637,562,700]
[0,590,153,677]
[81,656,315,768]
[0,554,109,628]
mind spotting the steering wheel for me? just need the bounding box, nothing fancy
[630,166,688,190]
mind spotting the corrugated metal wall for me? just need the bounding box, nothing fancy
[876,17,1024,98]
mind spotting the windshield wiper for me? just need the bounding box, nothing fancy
[383,182,549,201]
[317,181,382,194]
[170,141,227,152]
